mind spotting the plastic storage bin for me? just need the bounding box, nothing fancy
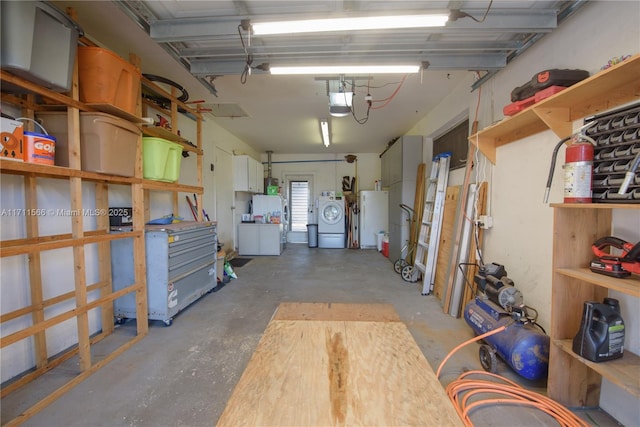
[1,1,83,92]
[77,47,141,115]
[143,137,183,182]
[37,112,140,176]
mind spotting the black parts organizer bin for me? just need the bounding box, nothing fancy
[585,102,640,203]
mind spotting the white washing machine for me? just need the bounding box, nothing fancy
[318,195,346,248]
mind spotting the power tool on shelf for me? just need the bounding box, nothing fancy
[463,263,550,381]
[590,236,640,278]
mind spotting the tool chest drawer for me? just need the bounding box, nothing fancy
[163,227,217,277]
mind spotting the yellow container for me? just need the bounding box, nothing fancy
[143,137,183,182]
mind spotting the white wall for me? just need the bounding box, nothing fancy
[264,152,381,194]
[409,2,639,424]
[3,3,638,420]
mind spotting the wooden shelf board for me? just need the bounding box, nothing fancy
[556,267,640,297]
[554,339,640,398]
[469,54,640,164]
[542,55,640,116]
[143,126,187,143]
[142,180,203,194]
[83,103,145,123]
[0,160,139,184]
[0,230,142,257]
[141,78,202,118]
[142,127,202,154]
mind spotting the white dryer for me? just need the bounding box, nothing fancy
[317,195,346,248]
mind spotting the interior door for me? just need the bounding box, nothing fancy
[215,147,234,249]
[284,174,314,243]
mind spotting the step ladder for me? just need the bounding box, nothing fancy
[406,153,451,294]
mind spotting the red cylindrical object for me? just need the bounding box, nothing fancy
[564,142,594,203]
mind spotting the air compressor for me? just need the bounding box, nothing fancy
[463,263,550,381]
[543,127,596,204]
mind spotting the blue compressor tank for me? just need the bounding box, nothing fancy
[464,296,550,381]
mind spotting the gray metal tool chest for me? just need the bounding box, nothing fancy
[111,221,217,326]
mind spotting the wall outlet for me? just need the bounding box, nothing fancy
[478,215,493,229]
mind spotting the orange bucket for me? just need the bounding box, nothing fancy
[24,132,56,165]
[17,118,56,165]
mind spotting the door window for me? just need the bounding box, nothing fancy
[289,181,309,232]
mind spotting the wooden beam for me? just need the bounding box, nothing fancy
[433,186,460,300]
[1,283,141,348]
[3,335,145,427]
[95,182,114,335]
[25,175,48,369]
[0,281,109,324]
[0,231,141,257]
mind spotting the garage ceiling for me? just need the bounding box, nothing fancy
[57,1,585,155]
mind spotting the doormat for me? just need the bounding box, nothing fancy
[229,258,252,268]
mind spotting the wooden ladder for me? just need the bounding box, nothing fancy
[402,153,451,291]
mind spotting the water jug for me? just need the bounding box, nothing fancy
[572,298,625,362]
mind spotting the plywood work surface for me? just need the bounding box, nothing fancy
[216,303,462,427]
[272,302,400,322]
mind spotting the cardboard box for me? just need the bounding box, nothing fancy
[0,117,25,161]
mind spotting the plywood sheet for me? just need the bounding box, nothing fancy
[217,304,462,427]
[433,186,461,299]
[273,302,400,322]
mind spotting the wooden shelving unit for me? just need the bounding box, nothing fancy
[139,75,205,221]
[469,54,640,163]
[548,203,639,407]
[0,62,149,425]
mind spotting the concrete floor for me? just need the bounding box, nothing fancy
[2,244,620,426]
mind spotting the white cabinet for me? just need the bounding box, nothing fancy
[255,159,265,194]
[234,155,264,193]
[238,223,283,255]
[380,135,423,263]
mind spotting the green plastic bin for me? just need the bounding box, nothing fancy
[143,137,183,182]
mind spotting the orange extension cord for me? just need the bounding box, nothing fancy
[436,325,589,427]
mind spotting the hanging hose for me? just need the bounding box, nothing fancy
[436,326,589,427]
[543,136,572,203]
[143,74,189,103]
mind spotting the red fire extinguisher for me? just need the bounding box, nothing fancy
[544,133,595,204]
[563,140,594,203]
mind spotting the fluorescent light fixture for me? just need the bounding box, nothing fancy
[320,119,330,147]
[270,65,420,75]
[251,14,449,35]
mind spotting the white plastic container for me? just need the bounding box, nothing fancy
[37,112,140,176]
